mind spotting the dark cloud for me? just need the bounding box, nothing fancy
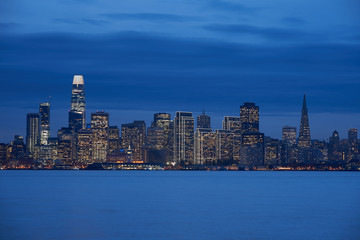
[100,13,199,22]
[203,23,315,41]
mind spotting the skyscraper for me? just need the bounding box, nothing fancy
[26,113,40,157]
[108,126,120,154]
[39,102,50,145]
[77,129,93,164]
[91,112,109,162]
[215,130,234,164]
[240,102,259,133]
[121,121,146,163]
[282,126,297,145]
[240,132,265,166]
[297,95,311,163]
[348,128,358,162]
[69,75,85,132]
[298,95,311,148]
[222,116,241,133]
[174,112,194,164]
[197,110,211,129]
[194,128,215,165]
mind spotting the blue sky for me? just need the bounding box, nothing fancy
[0,0,359,142]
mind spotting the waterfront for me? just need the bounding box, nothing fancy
[1,171,359,240]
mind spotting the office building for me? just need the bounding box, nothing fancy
[121,121,146,163]
[69,75,86,132]
[194,128,216,165]
[240,102,259,133]
[91,112,109,162]
[282,126,297,145]
[26,113,40,157]
[39,102,50,145]
[174,112,194,164]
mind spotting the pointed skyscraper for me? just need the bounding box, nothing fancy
[298,94,311,148]
[69,75,86,132]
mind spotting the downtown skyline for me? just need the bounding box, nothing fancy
[1,0,360,142]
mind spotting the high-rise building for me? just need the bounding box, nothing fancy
[91,112,109,162]
[348,128,358,162]
[77,129,93,164]
[147,126,165,150]
[215,130,234,164]
[39,102,50,145]
[11,135,26,160]
[26,113,40,157]
[282,126,297,145]
[240,102,259,133]
[57,127,75,165]
[108,126,120,154]
[298,95,311,163]
[240,132,264,166]
[174,112,194,164]
[328,131,341,162]
[194,128,216,165]
[69,75,85,132]
[121,121,146,163]
[153,113,172,153]
[265,138,282,165]
[222,116,241,133]
[298,95,311,148]
[197,111,211,129]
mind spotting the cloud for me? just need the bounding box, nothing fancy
[203,23,313,41]
[100,13,199,22]
[205,0,262,13]
[281,17,307,26]
[82,18,109,26]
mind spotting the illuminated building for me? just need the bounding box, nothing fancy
[240,132,264,166]
[222,116,242,162]
[174,112,194,164]
[328,131,341,162]
[0,143,11,165]
[298,95,311,162]
[240,102,259,133]
[77,129,93,164]
[57,127,75,164]
[121,121,146,163]
[26,113,40,157]
[197,110,211,129]
[109,126,120,154]
[147,126,165,150]
[153,113,172,158]
[282,126,297,145]
[39,102,50,145]
[91,112,109,162]
[194,128,216,165]
[215,130,234,164]
[69,75,85,132]
[311,140,328,163]
[348,128,358,162]
[223,116,241,133]
[265,138,281,165]
[11,135,26,160]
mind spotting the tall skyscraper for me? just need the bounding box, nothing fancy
[26,113,40,157]
[282,126,297,145]
[298,95,311,148]
[240,102,259,133]
[76,129,93,164]
[174,112,194,164]
[194,128,215,165]
[153,113,171,150]
[57,127,75,164]
[121,121,146,163]
[215,130,234,164]
[328,131,341,161]
[348,128,358,162]
[69,75,85,132]
[39,102,50,145]
[197,110,211,129]
[108,126,120,154]
[91,112,109,162]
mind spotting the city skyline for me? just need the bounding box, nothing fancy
[1,76,358,143]
[1,0,360,142]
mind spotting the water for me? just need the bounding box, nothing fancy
[1,171,359,240]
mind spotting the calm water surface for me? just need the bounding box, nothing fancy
[1,171,359,240]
